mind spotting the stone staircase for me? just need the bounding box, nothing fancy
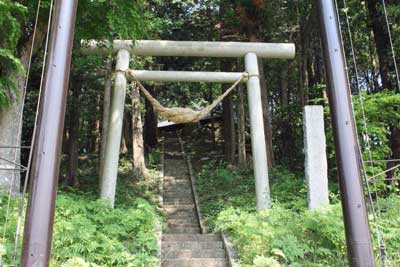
[162,133,228,267]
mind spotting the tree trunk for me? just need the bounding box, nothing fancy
[280,63,293,165]
[93,93,101,153]
[221,60,236,164]
[387,125,400,187]
[66,81,80,187]
[258,60,275,168]
[237,82,246,166]
[120,135,128,155]
[99,60,112,183]
[144,85,158,151]
[132,83,146,176]
[122,112,133,154]
[281,64,289,107]
[297,3,310,107]
[248,33,275,168]
[366,0,400,184]
[207,86,217,150]
[0,22,46,194]
[222,66,236,164]
[366,0,396,91]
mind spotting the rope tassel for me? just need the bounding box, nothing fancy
[132,73,245,124]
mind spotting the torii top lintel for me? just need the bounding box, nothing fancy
[81,40,295,59]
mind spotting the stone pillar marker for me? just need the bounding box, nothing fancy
[303,105,329,210]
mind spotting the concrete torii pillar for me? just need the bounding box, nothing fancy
[100,49,130,207]
[245,53,270,209]
[84,40,295,209]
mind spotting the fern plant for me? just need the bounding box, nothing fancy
[0,0,26,108]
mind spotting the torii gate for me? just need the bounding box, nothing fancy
[82,40,296,209]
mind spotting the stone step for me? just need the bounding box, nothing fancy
[168,222,199,228]
[163,181,191,185]
[164,200,195,205]
[163,190,193,194]
[163,180,191,184]
[164,200,194,205]
[162,241,224,250]
[163,179,190,183]
[163,180,190,185]
[167,212,197,217]
[163,234,221,242]
[162,259,228,267]
[167,218,198,225]
[163,194,193,199]
[164,209,196,216]
[163,189,192,193]
[163,189,192,192]
[167,219,199,225]
[164,202,195,207]
[163,196,193,200]
[163,199,194,204]
[163,177,190,182]
[162,249,226,259]
[163,187,192,192]
[163,182,192,186]
[166,213,198,220]
[166,228,201,234]
[163,204,195,209]
[164,206,195,211]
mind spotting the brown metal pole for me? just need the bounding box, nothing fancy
[20,0,78,266]
[316,1,375,266]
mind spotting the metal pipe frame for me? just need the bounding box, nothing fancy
[21,0,78,266]
[127,70,247,83]
[81,40,295,59]
[317,0,375,266]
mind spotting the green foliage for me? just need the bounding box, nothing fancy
[324,92,400,193]
[51,194,159,267]
[215,205,347,267]
[196,162,400,266]
[0,173,160,267]
[377,195,400,262]
[196,161,312,229]
[76,0,162,41]
[196,161,257,229]
[0,0,27,108]
[353,92,400,181]
[0,1,26,49]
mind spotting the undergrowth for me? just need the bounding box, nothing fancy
[0,157,161,267]
[196,160,400,267]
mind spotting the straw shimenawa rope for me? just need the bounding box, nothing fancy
[131,73,246,124]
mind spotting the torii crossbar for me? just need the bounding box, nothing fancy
[83,40,295,210]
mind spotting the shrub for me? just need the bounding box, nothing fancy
[196,162,400,266]
[0,191,160,267]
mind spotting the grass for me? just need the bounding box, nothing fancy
[195,160,400,267]
[0,156,162,267]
